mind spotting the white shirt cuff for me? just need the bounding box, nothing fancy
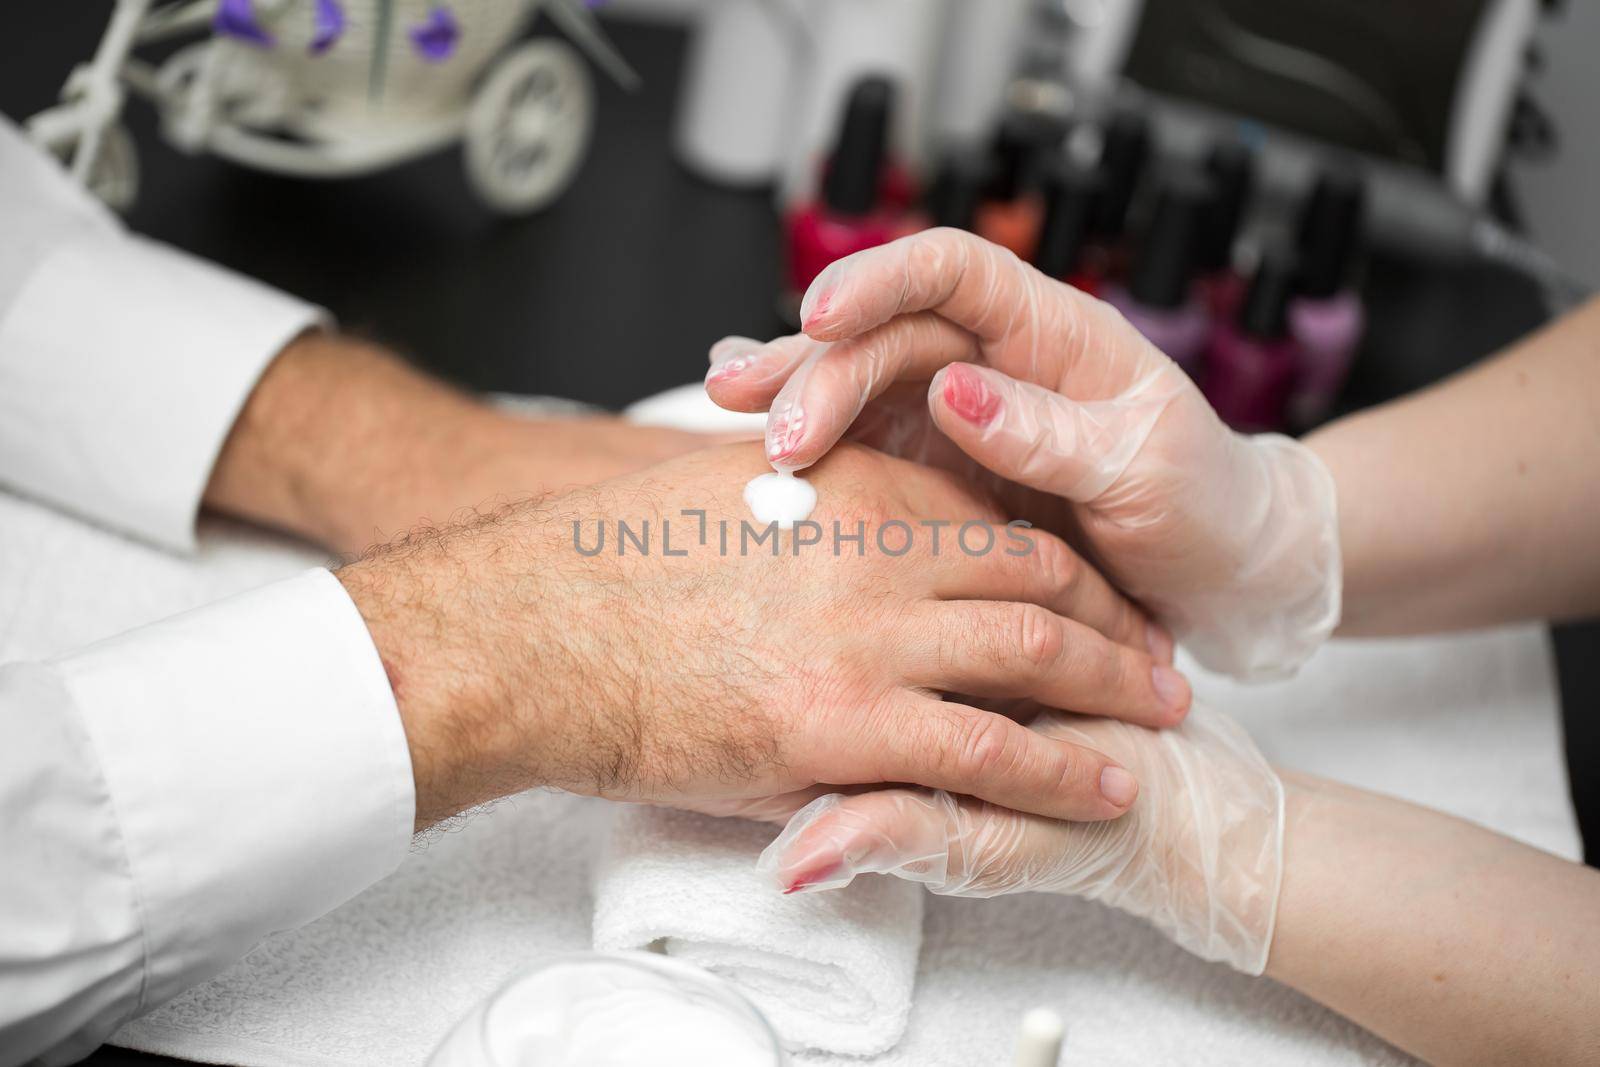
[52,568,415,1012]
[0,233,327,552]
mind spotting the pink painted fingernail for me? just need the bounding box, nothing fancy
[941,364,1001,425]
[767,409,806,461]
[1100,766,1139,808]
[1152,664,1190,715]
[800,288,833,332]
[705,357,749,385]
[783,860,841,895]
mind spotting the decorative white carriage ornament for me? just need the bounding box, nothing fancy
[26,0,640,214]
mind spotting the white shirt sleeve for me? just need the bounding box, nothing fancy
[0,568,416,1066]
[0,116,327,552]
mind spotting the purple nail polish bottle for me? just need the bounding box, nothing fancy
[1105,176,1211,378]
[1287,165,1367,428]
[1204,249,1298,432]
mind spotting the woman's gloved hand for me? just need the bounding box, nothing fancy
[706,228,1341,678]
[756,705,1285,975]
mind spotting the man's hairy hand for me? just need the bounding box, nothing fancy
[337,443,1190,830]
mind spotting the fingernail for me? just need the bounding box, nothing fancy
[1152,665,1190,713]
[1146,623,1175,664]
[800,288,832,331]
[941,364,1001,425]
[767,409,806,462]
[705,357,748,385]
[783,860,841,895]
[1100,765,1139,808]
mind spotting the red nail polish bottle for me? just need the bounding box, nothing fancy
[1196,140,1255,323]
[784,77,900,309]
[1204,248,1299,432]
[1033,160,1104,296]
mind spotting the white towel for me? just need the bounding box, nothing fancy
[0,385,1573,1066]
[592,805,923,1057]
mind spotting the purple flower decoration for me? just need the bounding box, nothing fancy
[310,0,346,54]
[213,0,274,47]
[409,6,460,63]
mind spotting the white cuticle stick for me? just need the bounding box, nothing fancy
[1012,1006,1065,1067]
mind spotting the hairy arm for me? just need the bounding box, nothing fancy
[1308,296,1600,635]
[203,331,720,554]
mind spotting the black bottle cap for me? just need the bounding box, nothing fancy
[1296,163,1366,298]
[1089,108,1151,237]
[1128,175,1209,309]
[925,148,991,231]
[1240,248,1297,340]
[1198,140,1254,272]
[823,76,895,217]
[1033,162,1103,279]
[987,110,1068,202]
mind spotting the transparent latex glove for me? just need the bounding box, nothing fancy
[706,228,1341,678]
[757,704,1285,975]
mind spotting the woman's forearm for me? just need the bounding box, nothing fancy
[1306,296,1600,635]
[1266,771,1600,1065]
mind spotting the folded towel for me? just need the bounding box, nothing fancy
[592,806,923,1057]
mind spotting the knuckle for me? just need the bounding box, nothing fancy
[1037,536,1083,602]
[951,713,1018,784]
[1010,603,1063,673]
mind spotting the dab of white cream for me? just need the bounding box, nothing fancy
[743,471,817,530]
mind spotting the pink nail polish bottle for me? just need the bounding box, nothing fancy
[1196,140,1255,323]
[1204,249,1298,432]
[1287,165,1367,428]
[1104,176,1211,377]
[784,77,900,309]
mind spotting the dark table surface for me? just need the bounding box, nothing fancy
[3,8,1595,1066]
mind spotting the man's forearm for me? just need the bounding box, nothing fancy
[1266,772,1600,1065]
[203,332,520,552]
[1307,296,1600,635]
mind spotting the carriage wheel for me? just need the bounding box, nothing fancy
[51,122,140,212]
[464,39,594,214]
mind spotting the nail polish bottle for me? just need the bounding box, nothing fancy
[1032,161,1104,295]
[784,76,900,307]
[1287,164,1367,428]
[896,146,990,239]
[1104,176,1211,377]
[974,111,1067,260]
[1204,249,1298,432]
[1083,107,1151,283]
[1196,140,1255,322]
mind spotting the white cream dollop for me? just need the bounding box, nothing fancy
[743,471,817,530]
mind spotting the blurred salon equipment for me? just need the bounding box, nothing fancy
[26,0,639,215]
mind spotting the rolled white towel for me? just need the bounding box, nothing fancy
[592,805,923,1057]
